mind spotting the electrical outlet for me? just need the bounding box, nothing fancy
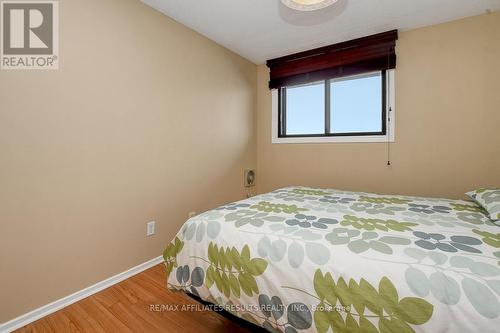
[188,212,197,218]
[147,221,155,236]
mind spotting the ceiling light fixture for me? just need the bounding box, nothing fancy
[281,0,338,11]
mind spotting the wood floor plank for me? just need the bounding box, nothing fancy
[61,303,107,333]
[78,297,133,333]
[106,301,161,333]
[45,312,81,333]
[14,264,251,333]
[143,264,168,289]
[17,318,54,333]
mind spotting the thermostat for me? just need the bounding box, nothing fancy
[244,169,255,187]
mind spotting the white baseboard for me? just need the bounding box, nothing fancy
[0,256,164,333]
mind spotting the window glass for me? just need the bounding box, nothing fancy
[285,81,325,135]
[330,73,382,134]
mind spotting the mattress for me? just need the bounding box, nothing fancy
[163,187,500,333]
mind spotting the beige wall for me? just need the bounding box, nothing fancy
[0,0,256,322]
[257,11,500,199]
[1,1,499,325]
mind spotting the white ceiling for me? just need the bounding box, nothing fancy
[142,0,500,64]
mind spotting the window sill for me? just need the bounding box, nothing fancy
[272,135,395,144]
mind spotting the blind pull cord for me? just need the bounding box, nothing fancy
[386,54,392,166]
[387,106,392,166]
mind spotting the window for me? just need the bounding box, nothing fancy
[330,72,384,135]
[277,70,392,142]
[268,30,398,143]
[284,81,325,135]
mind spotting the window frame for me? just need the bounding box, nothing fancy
[272,70,395,144]
[278,71,386,138]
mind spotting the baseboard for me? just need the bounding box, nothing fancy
[0,255,164,333]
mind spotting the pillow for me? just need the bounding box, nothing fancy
[466,188,500,221]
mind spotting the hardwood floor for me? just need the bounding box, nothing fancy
[16,264,251,333]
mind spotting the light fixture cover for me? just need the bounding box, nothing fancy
[281,0,338,11]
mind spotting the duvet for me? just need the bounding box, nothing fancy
[163,187,500,333]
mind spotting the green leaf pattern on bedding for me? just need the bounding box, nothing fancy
[205,243,268,298]
[358,196,412,205]
[251,201,309,214]
[340,215,418,232]
[466,188,500,222]
[164,187,500,332]
[163,237,184,277]
[472,229,500,248]
[305,269,433,333]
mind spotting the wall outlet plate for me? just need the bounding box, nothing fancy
[244,169,256,187]
[147,221,155,236]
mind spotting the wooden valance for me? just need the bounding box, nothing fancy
[266,30,398,89]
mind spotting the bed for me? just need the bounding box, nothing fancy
[163,187,500,333]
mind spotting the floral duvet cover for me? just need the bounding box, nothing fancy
[163,187,500,333]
